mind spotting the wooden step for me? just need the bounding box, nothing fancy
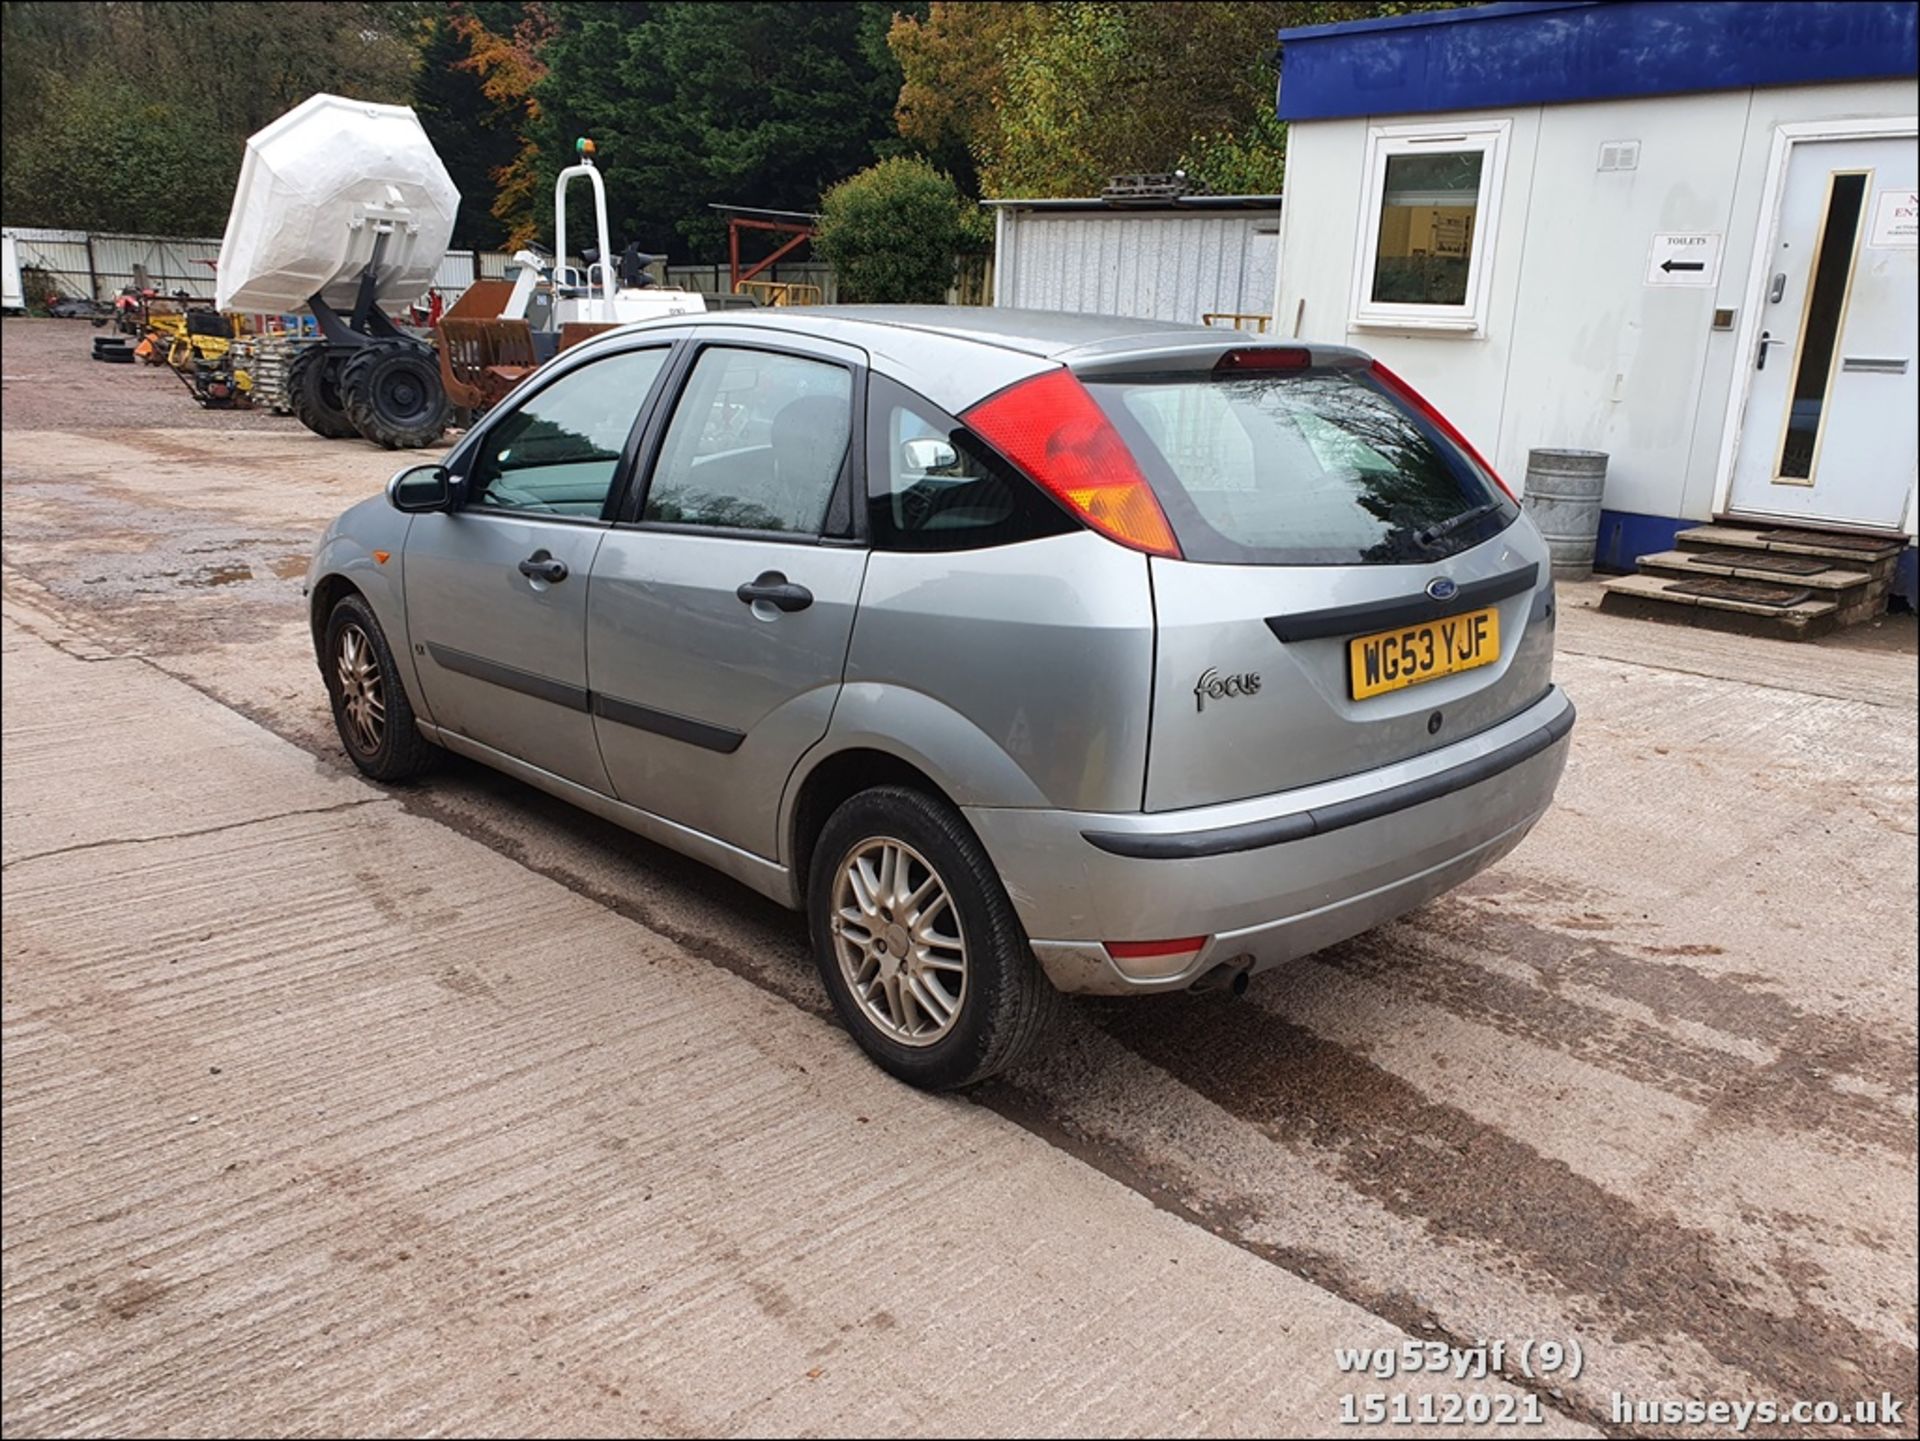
[1676,523,1905,573]
[1635,549,1873,592]
[1599,572,1837,639]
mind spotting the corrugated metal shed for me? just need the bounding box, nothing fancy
[433,250,477,301]
[91,233,222,297]
[988,196,1281,329]
[1,227,224,301]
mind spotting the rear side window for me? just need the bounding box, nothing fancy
[1088,367,1517,565]
[865,376,1074,551]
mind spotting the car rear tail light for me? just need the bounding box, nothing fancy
[962,368,1182,558]
[1369,360,1516,500]
[1215,346,1311,371]
[1104,936,1210,979]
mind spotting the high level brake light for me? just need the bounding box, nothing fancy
[1214,346,1311,371]
[1368,360,1516,500]
[962,368,1182,558]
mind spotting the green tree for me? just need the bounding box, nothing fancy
[815,156,985,302]
[1,1,422,235]
[411,6,525,250]
[890,2,1465,199]
[887,1,1040,196]
[1,72,233,232]
[533,2,908,259]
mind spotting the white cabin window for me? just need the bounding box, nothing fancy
[1351,120,1509,332]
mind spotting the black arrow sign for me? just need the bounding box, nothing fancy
[1660,259,1706,273]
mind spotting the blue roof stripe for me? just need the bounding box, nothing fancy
[1277,1,1589,44]
[1276,0,1920,121]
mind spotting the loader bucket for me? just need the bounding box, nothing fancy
[435,317,537,414]
[557,322,618,352]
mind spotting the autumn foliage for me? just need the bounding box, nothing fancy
[451,4,557,250]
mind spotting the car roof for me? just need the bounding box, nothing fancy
[806,306,1230,357]
[582,306,1370,415]
[671,305,1248,359]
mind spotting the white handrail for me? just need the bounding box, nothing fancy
[553,162,614,307]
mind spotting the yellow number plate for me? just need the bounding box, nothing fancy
[1348,607,1500,700]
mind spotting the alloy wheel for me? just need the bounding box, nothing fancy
[335,622,386,754]
[830,836,968,1046]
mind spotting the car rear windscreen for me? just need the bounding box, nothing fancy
[1087,368,1518,566]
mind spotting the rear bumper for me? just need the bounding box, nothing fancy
[963,687,1573,995]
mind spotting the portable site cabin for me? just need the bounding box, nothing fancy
[1271,0,1919,615]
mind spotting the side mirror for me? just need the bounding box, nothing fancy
[901,437,958,474]
[387,464,452,513]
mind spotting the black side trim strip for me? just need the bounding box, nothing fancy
[591,692,745,754]
[426,643,590,712]
[1083,697,1574,860]
[1267,563,1540,643]
[424,642,746,753]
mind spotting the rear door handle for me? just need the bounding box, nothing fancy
[736,571,813,613]
[517,552,568,583]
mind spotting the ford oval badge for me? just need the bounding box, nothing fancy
[1426,577,1459,601]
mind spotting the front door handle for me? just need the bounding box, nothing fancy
[736,571,813,613]
[1756,330,1782,372]
[517,552,568,583]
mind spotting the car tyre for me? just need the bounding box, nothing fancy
[808,785,1059,1089]
[323,593,439,782]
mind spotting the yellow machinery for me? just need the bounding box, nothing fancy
[133,310,256,408]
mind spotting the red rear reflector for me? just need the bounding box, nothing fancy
[1369,360,1515,499]
[1104,937,1209,961]
[962,368,1182,558]
[1215,347,1311,371]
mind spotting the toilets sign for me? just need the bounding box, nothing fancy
[1645,232,1723,287]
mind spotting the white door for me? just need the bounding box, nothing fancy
[1728,135,1918,530]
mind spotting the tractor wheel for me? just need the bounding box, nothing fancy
[287,345,358,439]
[341,342,449,450]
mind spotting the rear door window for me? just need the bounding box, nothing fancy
[1089,367,1516,565]
[643,346,852,535]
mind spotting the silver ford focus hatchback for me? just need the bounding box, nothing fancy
[308,308,1573,1088]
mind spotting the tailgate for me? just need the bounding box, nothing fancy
[1145,526,1556,811]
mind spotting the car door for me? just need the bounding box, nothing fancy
[404,341,676,790]
[586,332,869,858]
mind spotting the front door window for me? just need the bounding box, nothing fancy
[1776,172,1868,482]
[471,347,670,516]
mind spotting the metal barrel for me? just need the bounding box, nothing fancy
[1520,448,1609,581]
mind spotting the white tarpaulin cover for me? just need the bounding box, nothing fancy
[216,94,458,314]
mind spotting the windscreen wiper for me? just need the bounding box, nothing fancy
[1417,502,1502,549]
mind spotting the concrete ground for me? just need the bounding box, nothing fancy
[2,317,1915,1436]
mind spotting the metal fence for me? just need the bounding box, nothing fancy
[664,261,841,302]
[4,227,224,302]
[1,226,497,308]
[6,226,999,312]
